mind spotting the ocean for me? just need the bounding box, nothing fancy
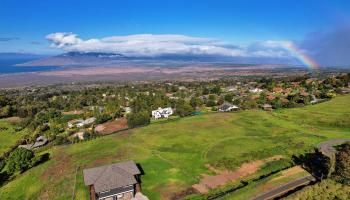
[0,59,60,74]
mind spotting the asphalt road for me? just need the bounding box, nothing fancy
[317,139,350,158]
[250,175,316,200]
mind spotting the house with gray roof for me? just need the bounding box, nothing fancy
[83,160,141,200]
[18,135,48,150]
[219,102,239,112]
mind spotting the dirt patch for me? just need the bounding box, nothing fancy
[62,110,84,115]
[3,116,22,124]
[271,166,305,182]
[95,118,128,135]
[155,182,190,200]
[39,150,75,199]
[41,151,73,181]
[193,156,284,194]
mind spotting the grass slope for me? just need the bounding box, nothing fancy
[0,120,26,156]
[0,95,349,200]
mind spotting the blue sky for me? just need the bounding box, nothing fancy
[1,0,350,56]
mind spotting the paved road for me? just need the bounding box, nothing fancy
[250,175,316,200]
[317,139,350,158]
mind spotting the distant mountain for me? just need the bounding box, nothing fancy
[16,51,302,67]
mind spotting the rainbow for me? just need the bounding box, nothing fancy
[283,41,319,70]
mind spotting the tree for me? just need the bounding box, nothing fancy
[190,97,203,109]
[334,142,350,184]
[96,114,112,124]
[0,105,12,118]
[224,93,234,103]
[127,111,150,128]
[7,148,34,173]
[202,87,209,95]
[176,101,194,117]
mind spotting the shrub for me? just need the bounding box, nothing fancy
[7,148,34,173]
[334,142,350,184]
[96,114,112,124]
[54,135,70,145]
[31,153,50,167]
[127,111,150,128]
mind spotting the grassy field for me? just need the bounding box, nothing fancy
[0,95,349,200]
[0,119,26,156]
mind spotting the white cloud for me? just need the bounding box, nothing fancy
[46,32,295,58]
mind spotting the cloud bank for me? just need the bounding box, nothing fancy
[46,33,292,58]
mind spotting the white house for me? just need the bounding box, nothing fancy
[68,119,85,128]
[249,88,263,93]
[84,117,96,125]
[124,106,132,114]
[68,117,96,128]
[219,103,239,112]
[151,107,173,119]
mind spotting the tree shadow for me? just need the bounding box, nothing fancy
[292,148,331,179]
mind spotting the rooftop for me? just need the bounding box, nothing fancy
[83,160,140,193]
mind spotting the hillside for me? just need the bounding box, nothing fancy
[0,95,349,200]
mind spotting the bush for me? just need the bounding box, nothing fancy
[334,142,350,184]
[176,101,194,117]
[31,153,50,167]
[7,148,34,173]
[127,111,150,128]
[54,135,70,145]
[205,100,216,107]
[96,114,112,124]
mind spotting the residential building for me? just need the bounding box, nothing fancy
[262,104,273,111]
[83,161,142,200]
[151,107,173,119]
[84,117,97,125]
[68,119,85,128]
[219,102,239,112]
[249,88,263,93]
[18,135,48,150]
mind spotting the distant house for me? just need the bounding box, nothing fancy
[225,86,237,92]
[310,95,319,104]
[219,103,239,112]
[83,160,142,200]
[19,135,48,150]
[84,117,97,125]
[68,119,85,128]
[72,131,85,140]
[151,107,173,119]
[124,107,132,114]
[262,104,273,111]
[249,88,263,93]
[340,88,350,94]
[68,117,96,128]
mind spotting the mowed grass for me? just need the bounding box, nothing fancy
[0,119,26,155]
[0,95,350,200]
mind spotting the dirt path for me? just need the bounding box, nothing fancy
[193,156,283,194]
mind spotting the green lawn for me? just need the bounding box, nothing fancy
[0,95,350,200]
[0,119,27,156]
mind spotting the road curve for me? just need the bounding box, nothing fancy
[317,139,350,158]
[250,175,316,200]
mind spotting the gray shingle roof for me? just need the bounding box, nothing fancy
[83,160,140,193]
[219,102,234,110]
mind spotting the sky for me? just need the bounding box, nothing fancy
[1,0,350,66]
